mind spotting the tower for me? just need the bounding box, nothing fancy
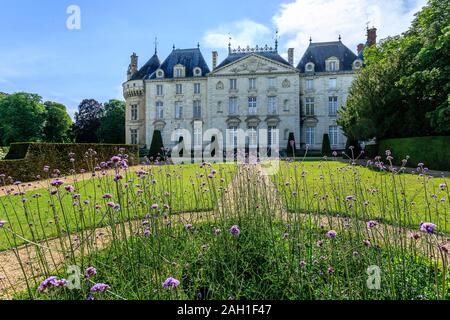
[127,52,138,80]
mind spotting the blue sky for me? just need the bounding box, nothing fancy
[0,0,426,117]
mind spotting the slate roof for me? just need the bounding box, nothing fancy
[130,53,161,80]
[297,41,358,73]
[215,51,291,70]
[149,48,210,79]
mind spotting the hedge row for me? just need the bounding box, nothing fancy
[370,136,450,171]
[0,143,139,183]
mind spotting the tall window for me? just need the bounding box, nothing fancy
[248,97,257,114]
[268,126,278,146]
[175,68,183,78]
[306,79,314,90]
[306,127,315,145]
[229,79,237,90]
[194,127,202,147]
[329,126,339,145]
[176,84,183,95]
[249,78,256,90]
[329,78,337,89]
[194,83,201,94]
[248,126,257,147]
[131,104,138,121]
[328,61,337,71]
[131,129,138,145]
[229,126,238,148]
[268,77,277,88]
[329,96,338,116]
[175,102,183,119]
[156,102,164,119]
[229,97,238,114]
[193,100,202,118]
[156,85,163,96]
[305,98,315,116]
[268,96,278,114]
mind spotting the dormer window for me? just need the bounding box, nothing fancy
[174,64,185,78]
[156,69,164,78]
[353,59,363,70]
[193,67,202,77]
[326,57,339,72]
[305,62,315,73]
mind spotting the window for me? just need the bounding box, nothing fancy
[249,78,256,90]
[268,97,277,114]
[175,68,183,78]
[131,104,138,121]
[175,102,183,119]
[230,79,237,90]
[194,67,202,76]
[329,126,339,145]
[306,63,315,72]
[194,83,201,94]
[248,97,257,114]
[156,102,164,119]
[305,98,315,116]
[156,70,164,78]
[329,78,337,89]
[229,126,238,148]
[306,79,314,90]
[328,61,337,71]
[268,77,277,88]
[306,127,315,145]
[194,127,202,147]
[248,126,257,147]
[131,129,138,145]
[156,85,163,96]
[328,96,338,116]
[193,100,202,118]
[176,84,183,95]
[229,97,238,114]
[268,126,278,146]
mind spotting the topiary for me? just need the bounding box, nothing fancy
[148,130,165,160]
[321,134,332,157]
[286,132,296,157]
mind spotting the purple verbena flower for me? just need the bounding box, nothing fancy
[367,220,379,229]
[326,230,337,239]
[420,222,436,234]
[230,225,241,237]
[90,283,111,293]
[85,267,97,279]
[162,277,180,289]
[0,220,6,228]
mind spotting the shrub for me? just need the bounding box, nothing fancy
[286,133,296,157]
[148,130,165,160]
[379,136,450,171]
[0,142,139,182]
[321,134,331,157]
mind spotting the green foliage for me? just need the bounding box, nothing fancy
[97,100,125,144]
[0,143,139,182]
[0,93,47,145]
[0,147,9,160]
[72,99,104,143]
[148,130,165,160]
[43,101,73,143]
[321,134,331,157]
[286,132,296,157]
[379,136,450,171]
[339,0,450,140]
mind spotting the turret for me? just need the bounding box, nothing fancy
[127,52,138,80]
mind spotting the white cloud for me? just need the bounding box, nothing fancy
[203,19,273,50]
[273,0,427,62]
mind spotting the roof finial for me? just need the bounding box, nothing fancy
[338,34,342,42]
[309,36,312,44]
[154,37,159,55]
[197,42,200,49]
[275,29,279,52]
[173,44,175,51]
[228,35,232,54]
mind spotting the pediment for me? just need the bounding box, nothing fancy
[212,54,297,76]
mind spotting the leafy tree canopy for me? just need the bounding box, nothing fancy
[43,101,73,143]
[72,99,104,143]
[97,99,125,144]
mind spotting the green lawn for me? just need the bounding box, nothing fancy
[0,163,237,251]
[272,161,450,233]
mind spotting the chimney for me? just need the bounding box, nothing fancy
[212,51,218,69]
[367,27,377,47]
[357,43,365,55]
[288,48,294,66]
[127,52,138,80]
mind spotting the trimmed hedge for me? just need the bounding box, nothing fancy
[377,137,450,171]
[0,143,139,183]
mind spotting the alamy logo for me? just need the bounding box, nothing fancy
[66,265,81,290]
[66,5,81,30]
[366,265,381,290]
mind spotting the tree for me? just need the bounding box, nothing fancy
[321,134,331,157]
[0,92,47,145]
[338,0,450,141]
[72,99,104,143]
[43,101,73,143]
[286,132,296,157]
[148,130,164,160]
[97,99,125,144]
